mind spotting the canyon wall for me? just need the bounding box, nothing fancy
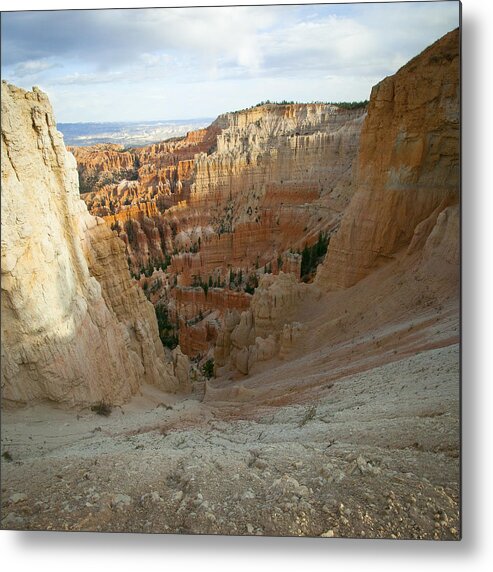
[76,103,364,281]
[179,103,365,278]
[74,102,364,358]
[1,82,188,407]
[316,29,460,290]
[212,28,460,379]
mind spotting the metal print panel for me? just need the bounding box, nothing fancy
[0,1,461,539]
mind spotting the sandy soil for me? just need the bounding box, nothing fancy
[1,340,459,539]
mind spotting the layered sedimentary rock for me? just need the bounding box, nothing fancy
[316,29,460,290]
[75,101,365,360]
[214,273,306,375]
[68,144,137,194]
[183,103,364,276]
[1,82,187,407]
[170,287,251,321]
[74,120,224,217]
[78,102,364,280]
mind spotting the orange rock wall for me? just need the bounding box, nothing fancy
[317,29,460,290]
[75,103,365,357]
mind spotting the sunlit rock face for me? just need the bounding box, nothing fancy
[185,103,365,275]
[74,101,365,359]
[316,29,460,291]
[1,82,185,407]
[76,102,365,282]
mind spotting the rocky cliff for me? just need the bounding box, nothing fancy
[73,102,364,359]
[1,82,188,407]
[76,103,363,280]
[210,28,460,381]
[316,29,459,290]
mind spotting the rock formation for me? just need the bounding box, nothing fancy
[209,28,460,382]
[64,29,459,381]
[73,101,365,361]
[77,103,364,282]
[1,82,188,408]
[316,29,459,290]
[68,143,137,194]
[214,273,306,375]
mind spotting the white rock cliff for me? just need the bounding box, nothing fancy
[1,83,186,407]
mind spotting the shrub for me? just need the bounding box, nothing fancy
[244,273,259,295]
[202,358,214,379]
[124,219,136,244]
[330,100,369,110]
[91,402,112,417]
[155,304,179,349]
[300,231,330,280]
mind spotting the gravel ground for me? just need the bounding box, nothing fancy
[1,344,460,539]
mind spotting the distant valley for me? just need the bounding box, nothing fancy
[58,118,214,147]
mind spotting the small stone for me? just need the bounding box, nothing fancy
[296,485,310,498]
[246,523,254,534]
[111,494,132,509]
[141,491,161,503]
[321,530,335,538]
[173,490,184,502]
[409,506,419,519]
[2,513,26,528]
[242,490,255,500]
[9,493,27,504]
[357,455,368,474]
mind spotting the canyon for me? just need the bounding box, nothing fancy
[1,28,460,539]
[73,102,365,361]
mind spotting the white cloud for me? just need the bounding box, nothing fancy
[12,59,59,77]
[1,2,460,122]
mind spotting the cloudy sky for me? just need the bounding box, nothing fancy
[1,1,460,122]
